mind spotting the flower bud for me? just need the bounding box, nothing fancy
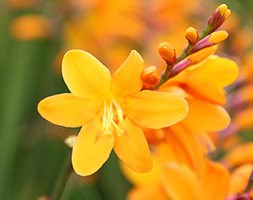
[218,4,231,20]
[189,45,217,64]
[158,42,176,64]
[208,4,231,32]
[185,27,199,45]
[208,30,228,43]
[170,59,192,77]
[192,31,228,53]
[170,45,217,77]
[141,66,160,89]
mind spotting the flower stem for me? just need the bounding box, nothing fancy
[155,44,193,89]
[199,25,212,40]
[51,152,73,200]
[176,44,193,63]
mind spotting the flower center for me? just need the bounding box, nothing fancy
[102,99,124,136]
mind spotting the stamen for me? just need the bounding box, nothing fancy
[111,120,124,136]
[102,99,124,136]
[112,99,124,122]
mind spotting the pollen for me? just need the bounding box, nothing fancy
[102,99,124,136]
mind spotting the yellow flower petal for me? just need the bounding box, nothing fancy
[120,155,161,186]
[182,99,230,131]
[38,94,100,127]
[112,50,144,97]
[164,125,205,170]
[124,90,188,129]
[184,79,226,104]
[162,163,199,200]
[199,161,229,200]
[114,119,152,173]
[187,56,239,87]
[72,119,114,176]
[62,50,112,100]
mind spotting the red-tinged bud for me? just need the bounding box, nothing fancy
[189,45,217,64]
[158,42,176,65]
[170,59,192,77]
[192,31,228,53]
[141,66,160,89]
[185,27,199,45]
[169,45,217,78]
[208,4,231,32]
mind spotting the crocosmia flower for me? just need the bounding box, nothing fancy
[38,50,188,176]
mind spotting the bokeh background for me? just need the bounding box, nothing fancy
[0,0,253,199]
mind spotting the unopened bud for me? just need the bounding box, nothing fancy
[218,4,231,20]
[208,4,231,32]
[185,27,199,45]
[189,45,217,64]
[141,66,160,89]
[64,135,77,148]
[192,31,228,53]
[170,59,192,77]
[158,42,176,64]
[170,46,217,78]
[208,30,228,43]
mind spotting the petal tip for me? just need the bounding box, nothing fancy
[130,49,144,63]
[126,157,153,173]
[71,156,95,176]
[37,98,47,117]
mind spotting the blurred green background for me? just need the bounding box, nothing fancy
[0,0,252,199]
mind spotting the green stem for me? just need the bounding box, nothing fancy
[155,25,213,89]
[155,44,193,89]
[155,65,171,89]
[199,25,212,40]
[176,44,193,63]
[51,152,72,200]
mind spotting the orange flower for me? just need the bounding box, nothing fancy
[222,142,253,168]
[10,14,52,40]
[63,0,145,49]
[233,107,253,132]
[63,0,146,71]
[38,50,188,176]
[162,161,229,200]
[229,164,253,196]
[161,55,239,105]
[143,55,238,170]
[125,159,230,200]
